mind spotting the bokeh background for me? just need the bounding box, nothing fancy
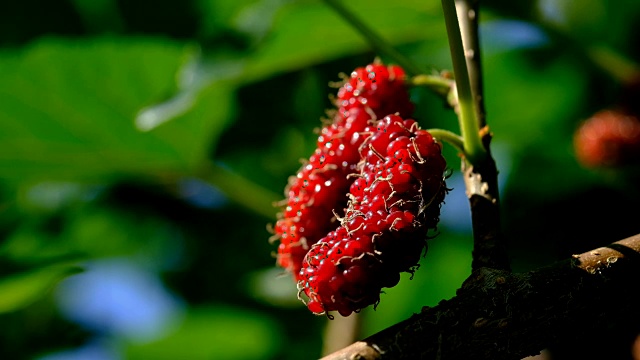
[1,0,640,359]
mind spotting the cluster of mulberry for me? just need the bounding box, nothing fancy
[299,115,447,316]
[271,62,414,280]
[270,61,448,316]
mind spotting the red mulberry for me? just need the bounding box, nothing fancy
[574,109,640,168]
[298,114,447,317]
[337,62,414,119]
[271,62,414,281]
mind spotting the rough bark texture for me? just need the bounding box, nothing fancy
[321,233,640,360]
[463,156,509,272]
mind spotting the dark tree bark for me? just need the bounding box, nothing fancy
[321,233,640,360]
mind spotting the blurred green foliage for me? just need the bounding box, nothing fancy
[0,0,639,359]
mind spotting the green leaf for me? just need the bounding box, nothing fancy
[241,0,446,81]
[0,264,83,314]
[69,0,124,33]
[196,0,279,40]
[0,205,182,266]
[482,49,594,199]
[0,37,234,184]
[483,50,587,152]
[125,306,283,360]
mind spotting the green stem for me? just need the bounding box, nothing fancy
[322,0,424,76]
[427,128,464,154]
[440,0,486,166]
[197,162,282,219]
[587,44,640,85]
[454,0,487,129]
[410,74,454,96]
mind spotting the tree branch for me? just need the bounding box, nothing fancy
[320,232,640,359]
[463,151,508,271]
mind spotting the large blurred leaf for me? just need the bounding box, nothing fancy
[0,263,82,314]
[0,205,182,266]
[0,37,234,183]
[197,0,279,41]
[125,305,283,360]
[483,50,587,153]
[481,48,600,199]
[241,0,447,81]
[534,0,640,52]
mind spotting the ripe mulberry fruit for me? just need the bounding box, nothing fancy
[298,114,447,317]
[271,62,414,281]
[337,62,414,119]
[574,109,640,168]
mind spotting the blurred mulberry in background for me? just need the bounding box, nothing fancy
[573,109,640,168]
